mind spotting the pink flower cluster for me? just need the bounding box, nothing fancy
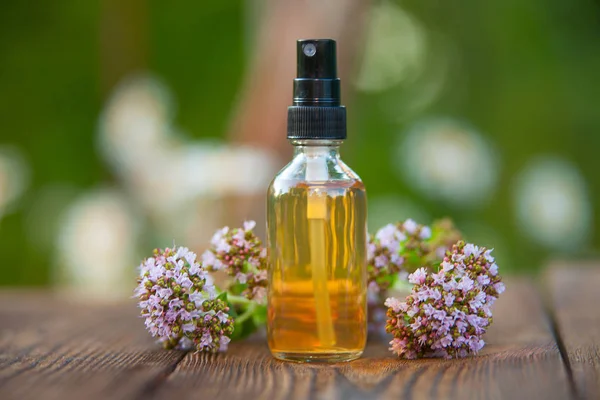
[202,221,267,303]
[385,241,505,359]
[134,246,234,352]
[367,219,432,302]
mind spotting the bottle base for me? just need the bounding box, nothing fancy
[271,350,363,363]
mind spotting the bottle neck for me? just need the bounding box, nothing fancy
[291,140,342,158]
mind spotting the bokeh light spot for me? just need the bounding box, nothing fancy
[514,156,592,251]
[55,188,140,299]
[355,1,426,93]
[396,118,499,207]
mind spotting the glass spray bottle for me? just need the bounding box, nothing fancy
[267,39,367,362]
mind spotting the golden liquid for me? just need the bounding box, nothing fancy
[267,179,367,362]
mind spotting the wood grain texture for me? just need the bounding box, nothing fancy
[0,293,185,400]
[149,279,572,400]
[0,277,575,400]
[545,265,600,399]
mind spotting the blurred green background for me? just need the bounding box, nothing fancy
[0,0,598,290]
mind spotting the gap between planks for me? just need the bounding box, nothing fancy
[543,264,600,400]
[540,283,579,398]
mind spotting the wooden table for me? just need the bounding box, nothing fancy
[1,266,599,400]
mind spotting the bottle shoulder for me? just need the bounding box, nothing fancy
[269,155,364,194]
[271,154,363,182]
[336,158,363,183]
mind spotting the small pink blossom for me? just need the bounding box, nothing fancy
[409,267,428,284]
[389,338,408,356]
[219,336,231,352]
[439,335,453,348]
[236,272,248,284]
[403,219,418,234]
[469,292,486,311]
[243,220,256,231]
[367,243,376,261]
[374,255,388,268]
[251,286,267,303]
[463,243,482,258]
[489,263,498,276]
[444,292,455,307]
[494,282,506,294]
[441,261,454,272]
[201,250,216,267]
[199,331,213,348]
[429,288,442,301]
[215,240,231,254]
[431,272,445,285]
[376,224,401,248]
[457,276,474,292]
[384,297,404,313]
[420,226,432,240]
[410,316,424,331]
[254,270,267,282]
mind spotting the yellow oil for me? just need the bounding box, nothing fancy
[267,179,367,362]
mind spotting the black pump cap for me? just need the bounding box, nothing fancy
[297,39,337,79]
[288,39,346,140]
[293,39,340,106]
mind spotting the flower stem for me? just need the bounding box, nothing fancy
[228,294,252,306]
[235,302,257,325]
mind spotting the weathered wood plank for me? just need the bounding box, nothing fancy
[149,279,572,400]
[0,294,184,400]
[0,277,576,400]
[545,265,600,399]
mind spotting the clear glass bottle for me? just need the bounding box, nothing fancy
[266,39,367,363]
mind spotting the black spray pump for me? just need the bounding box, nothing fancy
[287,39,346,140]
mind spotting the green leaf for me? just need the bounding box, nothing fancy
[231,316,258,341]
[226,302,239,317]
[217,291,228,302]
[251,304,268,326]
[378,272,398,287]
[229,282,247,295]
[405,251,422,266]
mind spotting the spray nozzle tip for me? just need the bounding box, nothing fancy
[297,39,337,79]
